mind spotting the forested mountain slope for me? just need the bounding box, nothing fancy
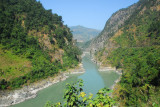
[91,0,160,106]
[0,0,81,90]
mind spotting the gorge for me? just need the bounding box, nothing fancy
[0,0,160,106]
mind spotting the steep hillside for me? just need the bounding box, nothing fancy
[91,0,160,106]
[70,25,101,42]
[0,0,81,90]
[95,0,160,66]
[88,3,138,52]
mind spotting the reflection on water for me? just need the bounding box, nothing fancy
[12,54,119,107]
[78,55,105,95]
[79,55,119,95]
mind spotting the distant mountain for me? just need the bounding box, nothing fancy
[70,25,101,42]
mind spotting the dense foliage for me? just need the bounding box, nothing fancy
[45,79,115,107]
[107,47,160,106]
[94,0,160,106]
[0,0,81,90]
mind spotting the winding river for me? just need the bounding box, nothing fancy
[12,54,119,107]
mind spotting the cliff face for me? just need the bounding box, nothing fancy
[93,0,160,65]
[88,3,138,53]
[89,0,160,55]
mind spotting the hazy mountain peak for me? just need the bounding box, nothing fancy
[70,25,101,42]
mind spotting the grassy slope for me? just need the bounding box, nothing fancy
[0,45,32,81]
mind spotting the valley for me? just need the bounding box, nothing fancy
[0,0,160,106]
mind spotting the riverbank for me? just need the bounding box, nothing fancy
[98,66,122,75]
[98,66,122,90]
[0,63,85,107]
[90,54,122,90]
[90,55,122,74]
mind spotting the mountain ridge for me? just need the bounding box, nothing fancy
[88,3,138,52]
[70,25,101,42]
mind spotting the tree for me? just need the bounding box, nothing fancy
[45,79,115,107]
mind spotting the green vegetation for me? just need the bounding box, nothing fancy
[94,0,160,106]
[45,79,115,107]
[0,0,81,90]
[0,45,31,81]
[107,47,160,106]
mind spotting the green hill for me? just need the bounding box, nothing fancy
[0,0,81,90]
[89,0,160,106]
[70,25,101,42]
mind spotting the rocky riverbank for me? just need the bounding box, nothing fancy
[90,55,122,74]
[0,63,85,107]
[110,75,121,90]
[98,67,116,71]
[90,54,122,91]
[98,65,122,90]
[98,66,122,75]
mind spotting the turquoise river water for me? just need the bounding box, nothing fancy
[12,54,119,107]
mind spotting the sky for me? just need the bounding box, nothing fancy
[37,0,139,30]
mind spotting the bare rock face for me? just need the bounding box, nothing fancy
[88,3,138,53]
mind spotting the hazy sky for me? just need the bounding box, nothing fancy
[37,0,139,30]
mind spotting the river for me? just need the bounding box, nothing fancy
[12,54,119,107]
